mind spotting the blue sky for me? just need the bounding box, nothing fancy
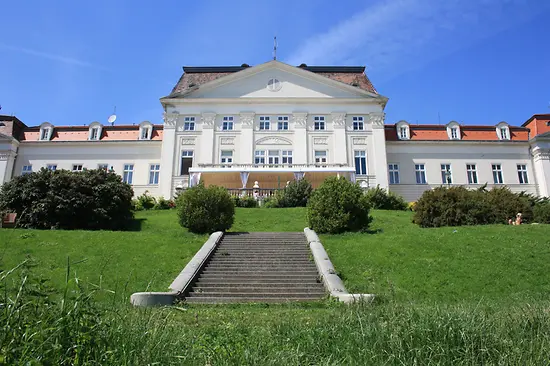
[1,0,549,127]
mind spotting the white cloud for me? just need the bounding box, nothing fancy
[286,0,548,81]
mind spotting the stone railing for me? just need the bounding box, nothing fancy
[226,188,282,198]
[197,163,351,169]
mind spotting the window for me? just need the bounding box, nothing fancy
[492,164,503,184]
[46,164,57,171]
[254,150,265,165]
[278,116,289,130]
[450,127,459,140]
[90,127,100,140]
[220,151,233,167]
[441,164,452,184]
[40,127,50,141]
[415,164,427,184]
[267,150,279,166]
[21,165,32,175]
[72,164,84,172]
[140,125,152,140]
[314,116,325,131]
[181,150,193,175]
[466,164,478,184]
[259,116,270,130]
[282,150,293,165]
[499,127,508,140]
[396,121,410,140]
[517,164,528,184]
[123,164,134,184]
[388,164,400,184]
[399,127,408,140]
[98,164,109,171]
[354,151,367,175]
[353,116,364,131]
[222,116,234,131]
[184,117,195,131]
[314,150,327,166]
[148,164,160,184]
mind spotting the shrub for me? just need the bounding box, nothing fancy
[364,186,408,210]
[484,187,533,224]
[135,191,156,211]
[176,183,235,233]
[153,196,174,210]
[408,202,417,211]
[277,179,313,207]
[0,168,133,230]
[413,187,494,228]
[307,176,372,234]
[233,195,258,208]
[262,197,280,208]
[534,202,550,224]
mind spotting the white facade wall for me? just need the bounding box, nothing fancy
[386,142,538,201]
[14,141,163,197]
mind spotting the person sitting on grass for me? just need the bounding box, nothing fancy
[508,213,522,225]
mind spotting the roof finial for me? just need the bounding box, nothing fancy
[273,36,277,60]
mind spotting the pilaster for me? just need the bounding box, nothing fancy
[240,112,255,164]
[293,113,308,164]
[532,147,550,197]
[199,113,216,165]
[332,112,347,165]
[369,112,389,189]
[160,112,178,198]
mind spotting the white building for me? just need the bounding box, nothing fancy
[1,60,550,201]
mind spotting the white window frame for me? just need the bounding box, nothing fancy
[184,117,195,131]
[415,164,427,184]
[46,164,57,171]
[123,164,134,184]
[222,116,234,131]
[496,122,510,140]
[450,127,459,139]
[441,164,452,184]
[89,126,100,140]
[396,121,410,140]
[220,150,233,167]
[492,164,503,184]
[72,164,84,172]
[21,165,33,175]
[277,116,289,130]
[259,116,270,130]
[388,163,400,184]
[282,150,293,165]
[180,150,194,175]
[354,151,367,175]
[139,122,153,140]
[517,164,528,184]
[314,116,326,131]
[466,164,478,184]
[149,164,160,185]
[39,122,53,141]
[268,150,280,166]
[314,150,327,167]
[352,116,364,131]
[254,150,266,165]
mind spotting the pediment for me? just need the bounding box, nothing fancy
[256,136,292,145]
[183,61,379,100]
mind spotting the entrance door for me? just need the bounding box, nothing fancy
[181,150,194,175]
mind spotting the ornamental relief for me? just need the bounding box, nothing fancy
[292,113,308,128]
[255,136,292,145]
[352,137,367,145]
[313,137,328,145]
[201,113,216,129]
[163,112,179,128]
[368,112,385,128]
[220,137,235,145]
[180,137,196,145]
[240,113,255,128]
[331,113,346,128]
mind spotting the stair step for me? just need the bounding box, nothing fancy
[187,292,324,298]
[201,270,318,275]
[193,281,322,287]
[195,278,320,285]
[206,263,316,269]
[208,258,312,263]
[184,297,321,304]
[199,274,319,280]
[190,286,324,294]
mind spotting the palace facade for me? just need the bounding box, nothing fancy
[1,60,550,201]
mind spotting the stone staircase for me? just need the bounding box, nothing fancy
[184,232,325,303]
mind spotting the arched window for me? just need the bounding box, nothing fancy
[139,121,153,140]
[496,121,510,140]
[395,120,410,140]
[39,122,54,141]
[446,121,461,140]
[88,121,103,141]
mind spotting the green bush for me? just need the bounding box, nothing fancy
[307,176,372,234]
[0,168,133,230]
[134,191,156,211]
[364,186,408,210]
[534,202,550,224]
[153,196,175,210]
[262,197,280,208]
[233,195,258,208]
[484,187,533,224]
[413,187,494,228]
[277,179,313,207]
[177,183,235,233]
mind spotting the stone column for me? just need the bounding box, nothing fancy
[199,113,216,165]
[240,112,255,164]
[532,147,550,197]
[293,113,308,164]
[332,112,347,165]
[160,112,178,198]
[369,112,389,189]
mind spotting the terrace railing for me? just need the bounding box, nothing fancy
[196,163,351,169]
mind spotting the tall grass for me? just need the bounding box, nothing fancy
[2,261,550,365]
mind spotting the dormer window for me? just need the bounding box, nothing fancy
[139,121,153,140]
[496,122,510,140]
[88,122,103,141]
[39,122,54,141]
[396,121,410,140]
[446,121,461,140]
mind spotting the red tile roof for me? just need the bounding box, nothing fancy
[522,114,550,137]
[385,124,529,141]
[20,125,163,142]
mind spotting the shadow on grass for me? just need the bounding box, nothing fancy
[125,218,146,232]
